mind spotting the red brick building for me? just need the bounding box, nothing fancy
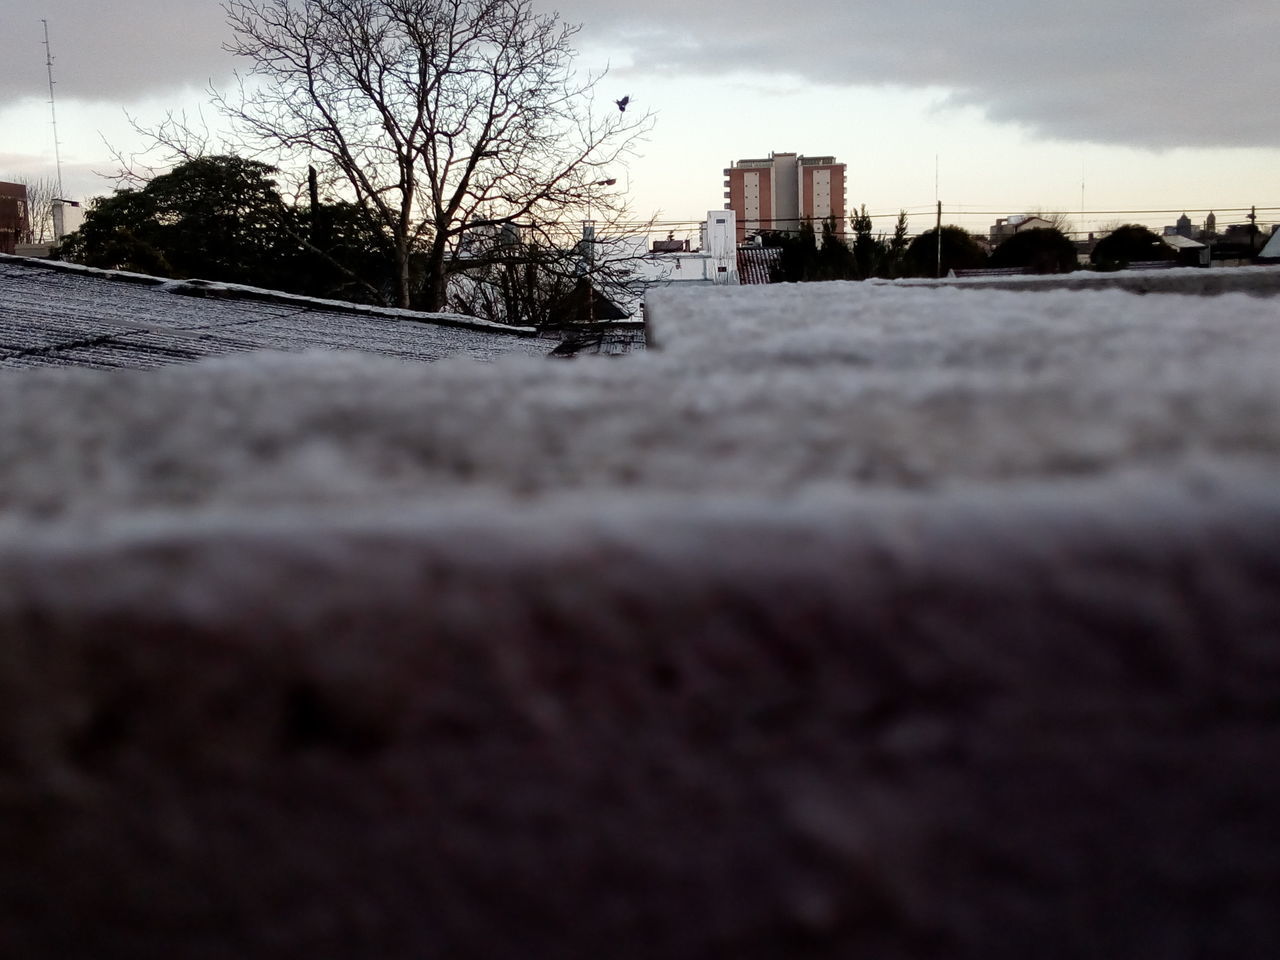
[0,182,31,254]
[723,153,846,243]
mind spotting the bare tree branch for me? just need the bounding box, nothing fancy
[1027,207,1076,238]
[213,0,654,312]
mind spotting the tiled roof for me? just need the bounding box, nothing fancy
[736,246,781,285]
[0,255,549,370]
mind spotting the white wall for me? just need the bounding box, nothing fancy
[704,210,738,285]
[53,200,85,240]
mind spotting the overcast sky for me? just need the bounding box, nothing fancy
[3,0,1277,234]
[564,0,1278,149]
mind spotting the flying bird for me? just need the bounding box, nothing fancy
[615,95,630,113]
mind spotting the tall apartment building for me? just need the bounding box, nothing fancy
[723,152,846,243]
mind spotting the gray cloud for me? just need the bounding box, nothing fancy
[2,0,1275,149]
[1,1,231,101]
[560,0,1277,148]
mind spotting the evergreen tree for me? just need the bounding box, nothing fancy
[59,155,391,301]
[990,227,1078,274]
[903,225,987,277]
[60,156,297,286]
[886,210,909,278]
[849,204,881,280]
[1090,224,1175,270]
[767,220,857,282]
[818,217,857,280]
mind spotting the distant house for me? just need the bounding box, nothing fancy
[990,215,1055,245]
[1258,226,1280,264]
[651,235,689,254]
[1161,234,1209,267]
[453,211,741,326]
[1220,222,1268,253]
[546,277,629,326]
[618,210,740,307]
[457,219,522,260]
[1206,216,1272,264]
[53,198,84,240]
[0,182,30,255]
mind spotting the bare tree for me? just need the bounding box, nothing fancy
[215,0,653,311]
[105,107,218,190]
[1027,208,1075,238]
[446,222,651,326]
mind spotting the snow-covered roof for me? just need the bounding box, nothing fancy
[4,274,1280,959]
[902,263,1280,296]
[1260,228,1280,259]
[3,275,1276,515]
[0,254,548,370]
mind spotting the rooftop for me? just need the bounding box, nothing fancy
[4,267,1280,958]
[0,254,548,370]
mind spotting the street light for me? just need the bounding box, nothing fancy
[584,177,618,226]
[582,177,618,263]
[583,177,618,324]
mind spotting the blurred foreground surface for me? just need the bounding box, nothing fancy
[2,275,1279,958]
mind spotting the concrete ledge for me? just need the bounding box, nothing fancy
[2,477,1279,959]
[896,264,1280,297]
[5,279,1280,957]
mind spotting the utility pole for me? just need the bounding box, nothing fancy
[308,165,322,246]
[1080,160,1086,240]
[935,201,943,278]
[42,20,64,199]
[933,154,942,277]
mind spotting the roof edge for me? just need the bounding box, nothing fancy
[0,253,539,338]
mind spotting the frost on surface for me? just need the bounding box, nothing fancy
[2,278,1278,518]
[0,257,544,370]
[3,271,1280,959]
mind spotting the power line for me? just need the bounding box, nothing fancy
[937,206,1278,217]
[616,205,1279,230]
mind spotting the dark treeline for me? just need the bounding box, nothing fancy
[56,154,614,324]
[764,208,1087,281]
[59,156,396,305]
[58,158,1198,316]
[762,209,1221,281]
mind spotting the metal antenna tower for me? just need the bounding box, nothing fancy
[42,19,64,198]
